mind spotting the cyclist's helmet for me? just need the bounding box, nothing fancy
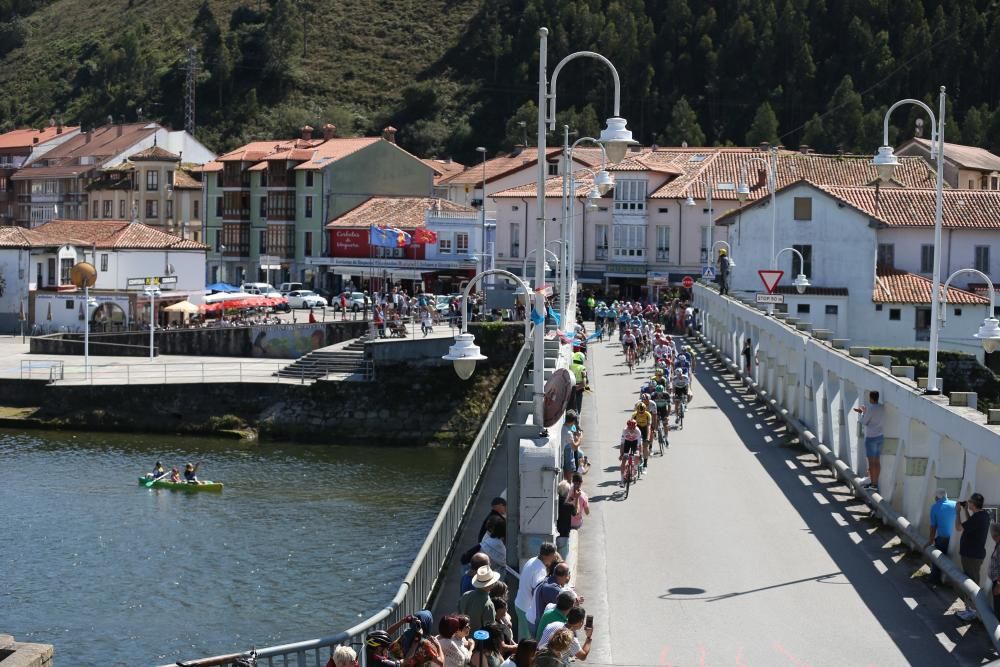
[655,384,665,393]
[627,419,637,428]
[366,631,392,648]
[640,393,649,401]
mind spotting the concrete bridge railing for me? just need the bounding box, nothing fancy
[693,283,1000,652]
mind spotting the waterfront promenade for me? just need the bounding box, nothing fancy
[574,332,995,665]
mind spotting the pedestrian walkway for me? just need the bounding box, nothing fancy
[574,332,994,666]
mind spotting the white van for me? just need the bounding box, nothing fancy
[241,282,276,295]
[278,282,303,294]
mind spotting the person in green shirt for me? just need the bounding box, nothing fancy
[535,591,575,641]
[459,565,499,631]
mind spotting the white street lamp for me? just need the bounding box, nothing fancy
[476,146,488,281]
[737,149,778,269]
[522,247,559,280]
[711,241,734,268]
[144,286,161,360]
[873,87,946,393]
[775,246,810,294]
[937,268,1000,354]
[684,177,717,265]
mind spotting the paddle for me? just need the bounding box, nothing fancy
[145,471,170,487]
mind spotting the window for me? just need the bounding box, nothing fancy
[700,225,711,263]
[825,304,838,315]
[259,230,267,254]
[595,224,609,260]
[793,197,812,220]
[260,170,268,188]
[975,245,990,274]
[915,307,931,340]
[612,224,645,258]
[60,257,72,284]
[658,207,669,213]
[797,304,810,314]
[166,170,173,189]
[511,205,519,211]
[791,244,812,277]
[36,262,42,285]
[92,200,99,218]
[145,200,158,218]
[305,196,313,218]
[193,199,200,219]
[955,308,963,316]
[613,179,647,212]
[456,232,469,254]
[165,199,173,220]
[146,170,158,191]
[439,236,452,254]
[305,171,314,187]
[214,230,221,252]
[215,196,223,217]
[304,231,313,256]
[216,173,223,188]
[65,299,74,310]
[100,254,108,272]
[548,163,558,176]
[259,196,267,218]
[969,179,976,189]
[920,244,934,273]
[991,175,1000,190]
[103,200,112,218]
[510,223,520,258]
[656,226,670,261]
[119,200,126,218]
[877,243,894,269]
[47,258,55,286]
[889,308,901,320]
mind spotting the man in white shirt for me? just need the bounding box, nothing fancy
[854,390,886,491]
[513,542,558,640]
[537,607,594,661]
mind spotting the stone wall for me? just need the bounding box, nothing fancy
[0,634,54,667]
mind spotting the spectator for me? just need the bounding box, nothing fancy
[469,625,504,667]
[555,481,576,558]
[479,497,508,542]
[955,492,991,621]
[491,597,518,654]
[926,488,957,586]
[514,543,558,640]
[331,645,358,667]
[537,607,593,662]
[437,615,473,667]
[535,592,576,641]
[742,339,754,378]
[499,639,537,667]
[717,249,730,295]
[989,523,1000,616]
[391,610,443,667]
[853,391,885,491]
[480,517,507,571]
[532,563,572,624]
[561,412,582,482]
[569,353,587,414]
[364,630,397,667]
[530,628,574,667]
[460,553,491,598]
[568,473,590,530]
[459,565,500,631]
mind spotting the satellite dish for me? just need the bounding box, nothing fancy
[70,261,97,288]
[166,263,175,275]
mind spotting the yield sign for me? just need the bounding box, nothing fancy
[758,269,784,294]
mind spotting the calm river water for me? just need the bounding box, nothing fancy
[0,429,464,666]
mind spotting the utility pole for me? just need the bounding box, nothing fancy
[184,46,197,136]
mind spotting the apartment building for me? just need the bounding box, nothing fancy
[0,125,80,224]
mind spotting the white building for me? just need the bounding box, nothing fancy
[717,179,992,356]
[897,138,1000,190]
[0,219,207,333]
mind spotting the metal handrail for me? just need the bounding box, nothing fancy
[162,344,532,667]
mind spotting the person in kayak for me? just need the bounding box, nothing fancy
[146,461,166,479]
[168,467,181,483]
[183,462,201,484]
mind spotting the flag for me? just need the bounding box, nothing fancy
[585,330,602,343]
[390,227,412,247]
[530,308,545,325]
[547,307,561,326]
[369,225,395,248]
[412,228,438,245]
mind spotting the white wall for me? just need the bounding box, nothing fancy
[879,227,999,288]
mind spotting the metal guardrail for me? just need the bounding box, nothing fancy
[162,343,533,667]
[17,361,316,385]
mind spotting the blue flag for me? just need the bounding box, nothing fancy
[369,225,396,248]
[530,308,545,325]
[585,330,602,342]
[547,307,561,326]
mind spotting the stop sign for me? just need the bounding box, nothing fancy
[682,275,694,289]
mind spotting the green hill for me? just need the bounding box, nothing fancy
[3,0,1000,162]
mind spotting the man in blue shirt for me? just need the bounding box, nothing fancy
[927,488,957,586]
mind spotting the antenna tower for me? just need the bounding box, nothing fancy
[184,46,197,136]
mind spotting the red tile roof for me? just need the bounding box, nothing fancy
[491,170,599,198]
[129,145,180,162]
[816,185,1000,229]
[173,169,202,190]
[874,268,987,304]
[11,123,160,180]
[773,285,849,296]
[26,220,207,250]
[0,126,79,151]
[441,147,604,186]
[0,226,43,247]
[325,197,475,229]
[901,138,1000,172]
[423,158,467,183]
[293,138,382,170]
[193,161,223,173]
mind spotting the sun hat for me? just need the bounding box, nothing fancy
[935,488,947,500]
[471,565,500,589]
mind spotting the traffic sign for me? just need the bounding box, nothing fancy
[682,275,694,289]
[758,270,784,294]
[756,293,784,304]
[702,266,716,280]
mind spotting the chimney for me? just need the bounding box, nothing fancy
[32,137,38,145]
[758,141,769,152]
[85,131,92,144]
[56,123,63,135]
[799,144,810,155]
[322,123,336,140]
[301,125,313,140]
[117,125,124,138]
[511,143,524,157]
[383,126,397,144]
[754,167,768,190]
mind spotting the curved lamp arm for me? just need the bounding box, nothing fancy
[548,52,621,130]
[738,156,775,192]
[775,247,806,274]
[711,241,732,255]
[883,98,937,149]
[938,268,995,326]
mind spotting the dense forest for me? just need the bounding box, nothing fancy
[1,0,999,160]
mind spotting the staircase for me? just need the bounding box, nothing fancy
[276,335,373,381]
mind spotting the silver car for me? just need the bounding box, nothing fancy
[286,290,328,309]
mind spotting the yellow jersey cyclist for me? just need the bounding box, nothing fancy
[631,401,654,468]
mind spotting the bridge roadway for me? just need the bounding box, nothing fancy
[575,333,994,666]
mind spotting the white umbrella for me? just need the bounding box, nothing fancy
[163,300,201,314]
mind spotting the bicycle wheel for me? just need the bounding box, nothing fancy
[657,424,665,455]
[624,461,632,498]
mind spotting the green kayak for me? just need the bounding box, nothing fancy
[138,477,224,492]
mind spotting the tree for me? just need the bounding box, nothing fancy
[746,102,779,146]
[824,75,864,152]
[660,96,705,147]
[504,101,537,149]
[801,113,827,151]
[962,106,990,147]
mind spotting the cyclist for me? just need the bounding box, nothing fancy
[365,630,400,667]
[617,309,630,341]
[653,338,673,366]
[619,419,642,487]
[681,344,697,376]
[652,383,671,433]
[671,366,691,424]
[631,401,654,468]
[621,328,638,366]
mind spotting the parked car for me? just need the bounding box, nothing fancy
[241,282,276,295]
[333,291,371,312]
[278,282,303,295]
[286,290,328,309]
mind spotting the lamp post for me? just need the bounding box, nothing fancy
[774,247,811,294]
[144,286,160,360]
[737,149,778,310]
[522,247,560,281]
[219,244,227,285]
[685,177,717,266]
[476,146,488,282]
[937,268,1000,354]
[872,87,946,393]
[534,26,636,427]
